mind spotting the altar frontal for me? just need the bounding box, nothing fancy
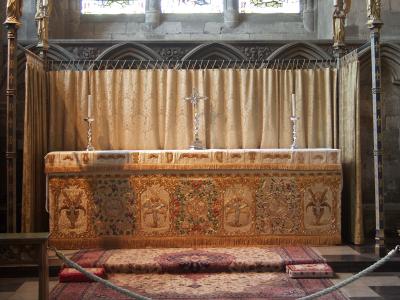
[46,149,341,249]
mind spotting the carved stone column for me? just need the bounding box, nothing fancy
[367,0,385,257]
[303,0,314,32]
[3,0,22,233]
[224,0,239,29]
[145,0,161,29]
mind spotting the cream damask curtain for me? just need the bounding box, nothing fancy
[339,52,363,244]
[22,51,48,232]
[48,68,336,151]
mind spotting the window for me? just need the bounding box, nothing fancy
[239,0,300,13]
[161,0,223,14]
[81,0,145,14]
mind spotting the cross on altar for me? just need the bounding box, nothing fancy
[185,88,208,150]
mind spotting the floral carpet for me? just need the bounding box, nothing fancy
[51,272,346,300]
[66,246,325,273]
[51,246,346,299]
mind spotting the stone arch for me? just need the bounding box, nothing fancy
[182,43,247,60]
[96,43,162,60]
[267,42,332,60]
[358,42,400,83]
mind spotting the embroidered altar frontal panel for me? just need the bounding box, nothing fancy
[46,150,342,248]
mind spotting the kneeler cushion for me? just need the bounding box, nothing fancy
[286,263,334,278]
[59,267,106,282]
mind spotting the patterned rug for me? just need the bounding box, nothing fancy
[67,246,325,274]
[50,272,346,300]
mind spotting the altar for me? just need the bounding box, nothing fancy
[45,149,342,249]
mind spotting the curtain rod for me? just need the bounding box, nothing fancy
[47,59,336,71]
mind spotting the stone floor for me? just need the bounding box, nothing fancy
[0,245,399,300]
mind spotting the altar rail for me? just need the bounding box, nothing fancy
[45,149,342,248]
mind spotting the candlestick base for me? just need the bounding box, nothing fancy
[84,117,95,152]
[189,139,206,150]
[290,116,300,151]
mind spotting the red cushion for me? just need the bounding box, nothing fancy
[59,267,106,282]
[286,263,334,278]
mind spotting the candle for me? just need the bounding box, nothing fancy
[88,95,93,118]
[291,93,296,117]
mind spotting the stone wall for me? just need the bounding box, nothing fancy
[14,0,400,43]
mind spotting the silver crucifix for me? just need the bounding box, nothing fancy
[185,88,208,150]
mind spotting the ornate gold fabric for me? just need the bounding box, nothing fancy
[46,149,341,248]
[48,68,337,151]
[339,52,363,244]
[22,51,48,232]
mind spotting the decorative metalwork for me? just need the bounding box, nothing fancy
[290,93,299,150]
[367,0,385,257]
[4,0,22,232]
[240,0,299,13]
[97,0,131,6]
[81,0,145,14]
[332,0,351,53]
[290,115,299,150]
[35,0,52,52]
[250,0,287,8]
[184,88,208,150]
[367,0,382,27]
[4,0,22,26]
[84,117,95,151]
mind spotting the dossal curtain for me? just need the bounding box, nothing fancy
[48,68,337,151]
[22,51,48,232]
[339,51,363,244]
[22,65,337,232]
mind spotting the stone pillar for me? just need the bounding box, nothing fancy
[145,0,161,29]
[303,0,314,32]
[224,0,239,29]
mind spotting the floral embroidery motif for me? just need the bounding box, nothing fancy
[221,182,255,235]
[92,177,135,236]
[306,188,331,226]
[49,178,92,238]
[81,153,89,164]
[139,184,170,233]
[255,177,301,234]
[172,180,221,235]
[59,191,86,229]
[156,250,235,273]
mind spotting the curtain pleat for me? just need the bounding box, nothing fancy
[22,51,48,232]
[339,52,364,244]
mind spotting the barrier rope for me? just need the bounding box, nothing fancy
[298,245,400,300]
[50,247,151,300]
[51,245,400,300]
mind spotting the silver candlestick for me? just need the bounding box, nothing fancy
[84,117,95,151]
[185,88,208,150]
[290,115,299,150]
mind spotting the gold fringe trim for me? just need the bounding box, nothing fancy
[49,235,342,249]
[45,163,342,174]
